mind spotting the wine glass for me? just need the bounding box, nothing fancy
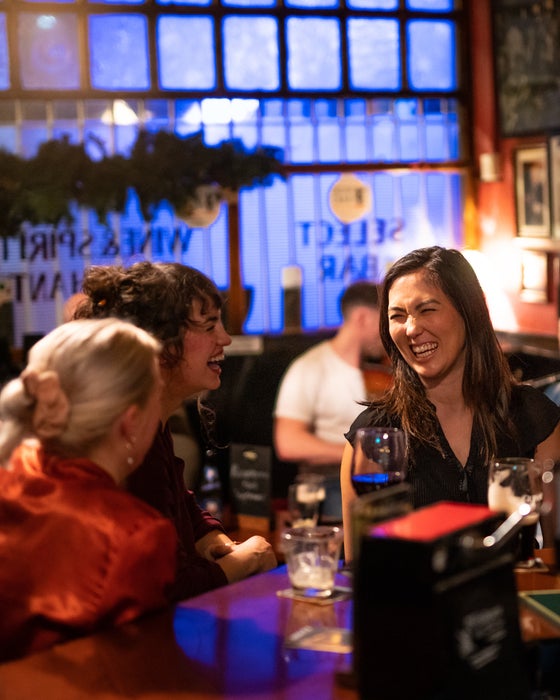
[351,427,407,495]
[487,457,545,569]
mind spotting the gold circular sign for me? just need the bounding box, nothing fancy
[329,174,372,224]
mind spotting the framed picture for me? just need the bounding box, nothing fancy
[550,135,560,240]
[515,145,550,238]
[520,249,552,304]
[493,1,560,137]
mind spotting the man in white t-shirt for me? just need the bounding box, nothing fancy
[273,281,387,522]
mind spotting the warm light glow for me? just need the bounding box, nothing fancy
[101,100,139,126]
[37,15,56,30]
[201,99,232,124]
[199,98,259,124]
[462,248,518,332]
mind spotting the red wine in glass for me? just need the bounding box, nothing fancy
[351,427,407,495]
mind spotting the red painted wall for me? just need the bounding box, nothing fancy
[469,0,557,338]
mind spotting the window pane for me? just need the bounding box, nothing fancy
[344,99,367,162]
[89,14,150,90]
[287,98,313,162]
[90,0,144,4]
[223,16,279,91]
[157,0,210,5]
[0,14,9,89]
[346,0,397,8]
[348,19,400,90]
[157,16,215,90]
[223,0,276,6]
[18,13,80,89]
[175,99,202,136]
[287,18,341,90]
[261,98,286,151]
[143,99,170,130]
[371,99,395,161]
[406,0,453,10]
[407,20,456,91]
[315,100,340,162]
[286,0,338,8]
[200,98,231,143]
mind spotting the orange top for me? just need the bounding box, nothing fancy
[0,441,177,662]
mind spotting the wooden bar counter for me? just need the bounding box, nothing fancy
[0,567,354,700]
[1,556,559,699]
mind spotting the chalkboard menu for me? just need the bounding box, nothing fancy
[229,444,272,518]
[493,0,560,136]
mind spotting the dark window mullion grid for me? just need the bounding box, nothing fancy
[214,6,225,93]
[277,0,287,94]
[146,0,159,92]
[1,1,466,102]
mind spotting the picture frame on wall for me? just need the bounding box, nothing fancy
[493,1,560,137]
[520,249,551,304]
[550,134,560,240]
[515,145,550,238]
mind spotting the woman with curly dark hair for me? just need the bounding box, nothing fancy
[340,246,560,560]
[76,261,276,599]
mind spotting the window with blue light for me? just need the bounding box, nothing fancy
[287,18,341,91]
[0,1,461,100]
[157,16,216,90]
[347,0,397,8]
[223,16,279,91]
[407,20,456,91]
[18,13,80,90]
[0,0,467,339]
[0,15,8,89]
[348,19,400,91]
[89,14,150,90]
[156,0,211,5]
[407,0,454,10]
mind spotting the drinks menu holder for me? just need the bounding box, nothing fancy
[230,444,272,529]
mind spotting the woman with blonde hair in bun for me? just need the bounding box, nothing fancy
[0,318,177,661]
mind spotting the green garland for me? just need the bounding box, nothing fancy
[0,130,285,236]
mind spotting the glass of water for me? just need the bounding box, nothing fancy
[281,526,343,598]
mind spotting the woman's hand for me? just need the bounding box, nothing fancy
[215,536,277,583]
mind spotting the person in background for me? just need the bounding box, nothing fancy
[340,246,560,560]
[0,319,177,661]
[75,262,276,600]
[274,281,387,523]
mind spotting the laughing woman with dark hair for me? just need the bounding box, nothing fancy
[340,246,560,561]
[76,261,276,600]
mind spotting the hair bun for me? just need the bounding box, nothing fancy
[22,370,70,439]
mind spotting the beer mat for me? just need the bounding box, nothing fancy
[276,586,352,605]
[519,590,560,630]
[284,626,352,653]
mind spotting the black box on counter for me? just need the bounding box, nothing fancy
[353,502,530,700]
